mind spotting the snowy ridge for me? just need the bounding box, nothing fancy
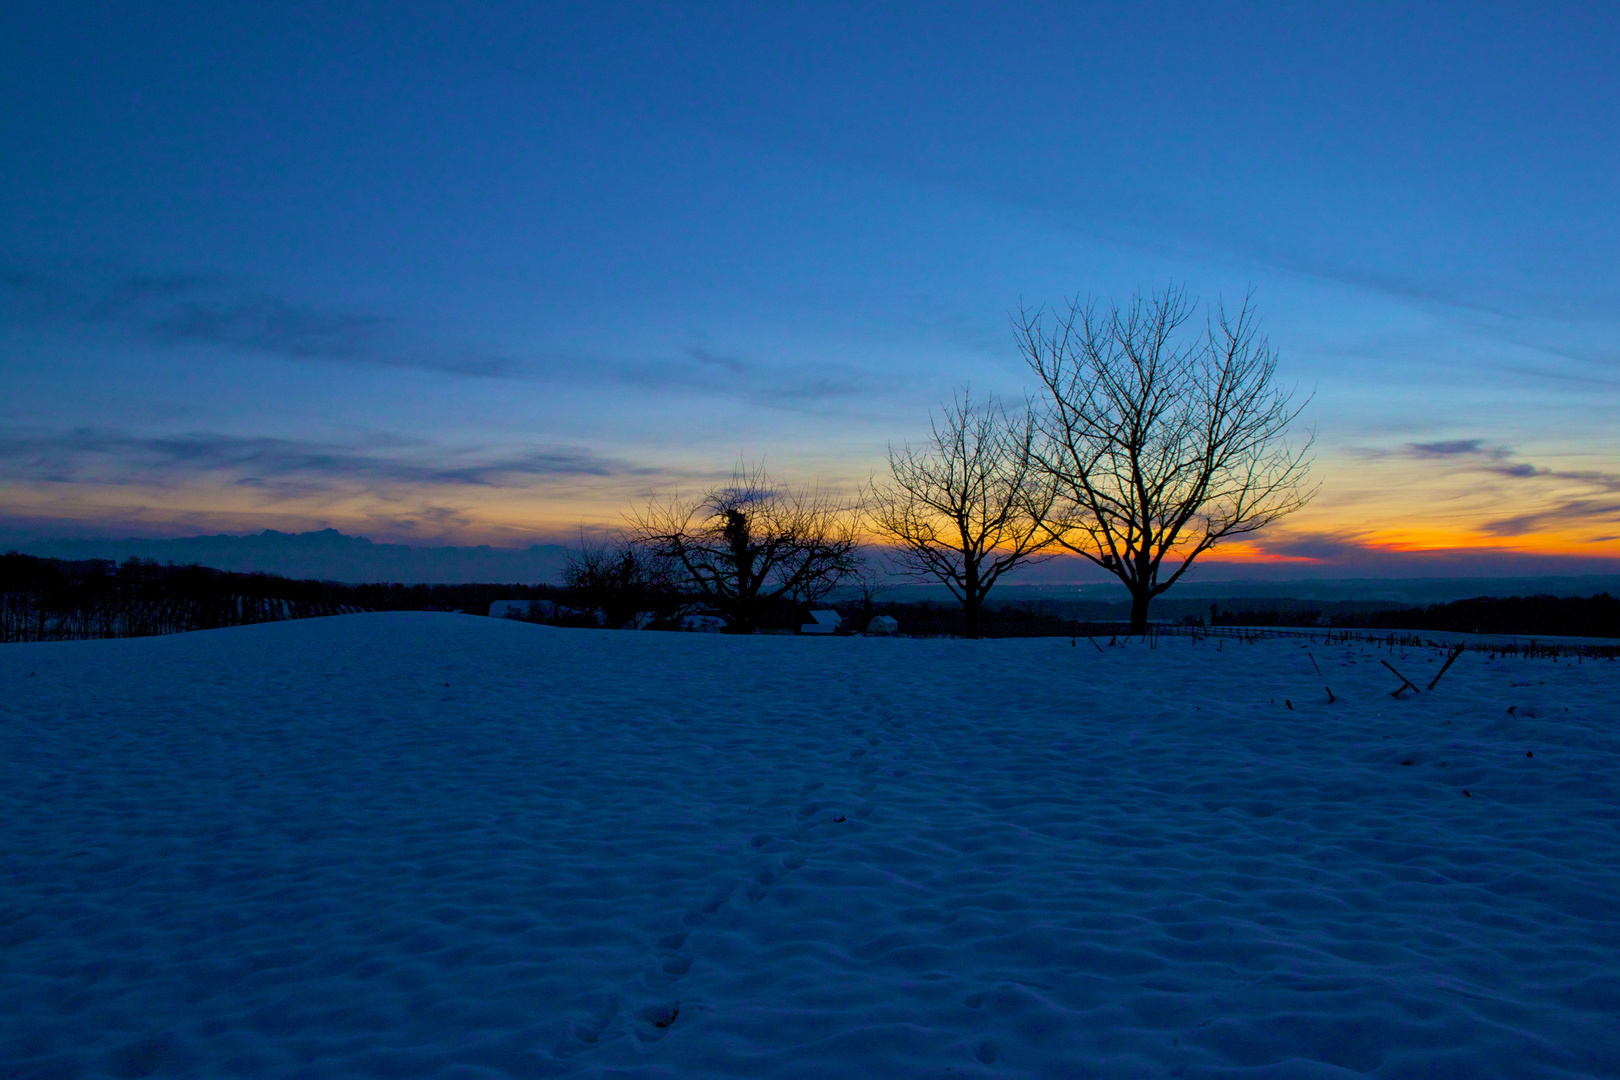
[2,612,1617,1078]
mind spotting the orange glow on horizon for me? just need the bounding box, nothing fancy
[4,468,1618,565]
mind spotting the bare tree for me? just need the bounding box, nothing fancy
[1015,285,1315,635]
[562,532,683,629]
[841,548,894,635]
[870,391,1059,639]
[629,462,862,634]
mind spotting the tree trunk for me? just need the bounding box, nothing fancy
[722,601,757,635]
[962,561,983,639]
[1128,589,1150,636]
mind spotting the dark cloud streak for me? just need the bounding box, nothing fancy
[1247,526,1620,572]
[0,427,658,492]
[1,267,517,378]
[1483,500,1620,538]
[1391,440,1620,492]
[598,346,873,407]
[1408,439,1487,458]
[2,265,872,406]
[1346,438,1620,538]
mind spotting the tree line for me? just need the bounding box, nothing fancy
[1210,594,1620,639]
[0,548,1107,643]
[0,552,558,643]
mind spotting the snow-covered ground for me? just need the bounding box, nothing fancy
[2,612,1617,1079]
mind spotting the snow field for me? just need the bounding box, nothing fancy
[1,612,1617,1078]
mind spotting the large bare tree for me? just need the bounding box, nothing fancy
[869,391,1058,639]
[1015,286,1315,635]
[629,463,862,634]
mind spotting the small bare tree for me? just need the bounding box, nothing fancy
[630,462,862,634]
[1015,286,1314,635]
[562,533,683,629]
[841,548,893,635]
[870,391,1058,639]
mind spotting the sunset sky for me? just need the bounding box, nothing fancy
[4,2,1618,576]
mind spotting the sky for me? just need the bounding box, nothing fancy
[3,1,1618,577]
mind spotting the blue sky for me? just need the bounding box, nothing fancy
[3,2,1618,571]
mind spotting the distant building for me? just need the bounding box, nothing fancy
[866,615,899,635]
[801,609,842,635]
[489,599,555,619]
[681,613,727,633]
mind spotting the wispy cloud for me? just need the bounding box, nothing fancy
[1482,499,1620,538]
[0,427,659,492]
[1408,439,1488,458]
[1350,439,1511,464]
[1,264,875,407]
[592,345,874,407]
[0,267,516,378]
[1398,440,1538,473]
[1243,530,1376,562]
[687,347,752,375]
[1353,438,1620,537]
[1365,438,1616,483]
[1242,527,1620,573]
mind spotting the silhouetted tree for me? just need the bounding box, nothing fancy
[1016,285,1314,634]
[630,463,862,634]
[870,391,1058,638]
[562,534,682,628]
[842,551,894,635]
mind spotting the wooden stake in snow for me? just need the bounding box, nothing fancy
[1381,659,1419,698]
[1306,650,1334,702]
[1426,644,1465,690]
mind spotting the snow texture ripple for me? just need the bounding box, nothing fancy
[1,612,1617,1078]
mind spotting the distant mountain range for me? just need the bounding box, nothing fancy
[0,529,571,585]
